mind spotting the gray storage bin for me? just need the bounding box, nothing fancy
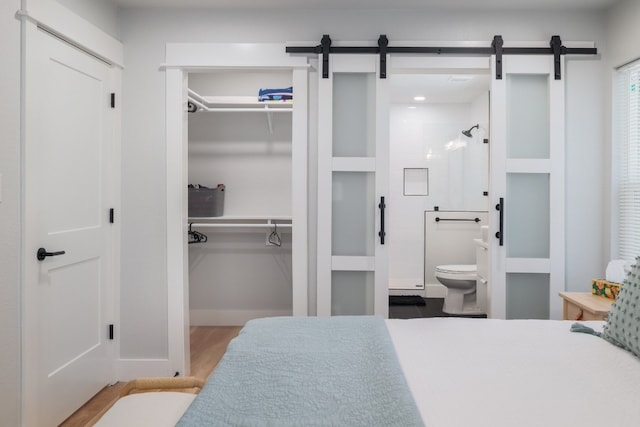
[189,185,225,217]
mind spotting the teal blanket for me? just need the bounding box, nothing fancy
[177,316,424,426]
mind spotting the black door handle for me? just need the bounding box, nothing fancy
[37,247,66,261]
[378,196,386,245]
[495,197,504,246]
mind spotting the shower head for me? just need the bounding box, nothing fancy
[462,124,479,138]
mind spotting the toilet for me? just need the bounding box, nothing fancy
[435,264,482,314]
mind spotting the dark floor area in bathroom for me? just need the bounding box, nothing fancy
[389,297,487,319]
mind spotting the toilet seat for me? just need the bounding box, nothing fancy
[435,264,477,275]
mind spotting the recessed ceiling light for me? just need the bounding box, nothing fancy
[413,96,426,101]
[408,106,417,109]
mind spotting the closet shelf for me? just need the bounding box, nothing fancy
[187,89,293,112]
[189,216,292,230]
[188,88,291,134]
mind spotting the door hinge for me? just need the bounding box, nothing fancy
[110,93,115,108]
[483,138,489,144]
[109,208,115,224]
[108,324,114,340]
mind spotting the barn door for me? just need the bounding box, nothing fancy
[489,54,565,319]
[317,54,390,317]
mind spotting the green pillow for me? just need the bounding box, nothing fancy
[601,257,640,358]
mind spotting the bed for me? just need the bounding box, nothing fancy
[96,315,640,426]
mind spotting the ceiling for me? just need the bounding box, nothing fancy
[113,0,619,10]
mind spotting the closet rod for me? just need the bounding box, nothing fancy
[187,89,292,113]
[190,223,293,229]
[187,97,292,113]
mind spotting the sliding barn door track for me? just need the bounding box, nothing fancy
[286,34,597,80]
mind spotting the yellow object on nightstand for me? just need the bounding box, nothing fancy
[559,292,614,321]
[591,279,623,300]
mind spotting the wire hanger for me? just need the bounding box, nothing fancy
[188,223,208,244]
[268,222,281,247]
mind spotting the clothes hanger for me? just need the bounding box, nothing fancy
[188,223,208,244]
[268,223,281,247]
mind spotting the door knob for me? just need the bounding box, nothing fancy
[37,248,66,261]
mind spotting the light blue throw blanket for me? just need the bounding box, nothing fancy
[177,316,424,426]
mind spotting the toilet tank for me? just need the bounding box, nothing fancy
[424,210,488,290]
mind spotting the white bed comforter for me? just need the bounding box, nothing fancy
[386,318,640,427]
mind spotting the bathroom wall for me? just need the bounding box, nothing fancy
[388,92,489,293]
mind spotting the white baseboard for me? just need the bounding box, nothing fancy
[190,309,292,326]
[116,359,172,382]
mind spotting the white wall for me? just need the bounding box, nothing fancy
[605,0,640,260]
[56,0,120,39]
[119,7,607,358]
[0,1,22,424]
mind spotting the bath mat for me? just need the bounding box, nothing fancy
[389,295,426,306]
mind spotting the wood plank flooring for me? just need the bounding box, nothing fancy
[59,326,241,426]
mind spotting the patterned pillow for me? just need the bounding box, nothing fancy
[601,257,640,358]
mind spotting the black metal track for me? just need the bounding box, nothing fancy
[286,34,598,80]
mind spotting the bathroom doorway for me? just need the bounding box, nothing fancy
[387,71,491,317]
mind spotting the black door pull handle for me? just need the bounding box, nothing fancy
[495,197,504,246]
[37,248,66,261]
[378,196,386,245]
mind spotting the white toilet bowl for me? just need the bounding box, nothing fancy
[435,264,481,315]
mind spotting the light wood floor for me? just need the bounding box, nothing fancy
[59,326,241,426]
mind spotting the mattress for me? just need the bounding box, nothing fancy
[386,318,640,427]
[97,317,640,426]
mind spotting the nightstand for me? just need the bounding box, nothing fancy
[559,292,614,321]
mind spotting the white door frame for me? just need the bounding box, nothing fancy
[19,1,122,424]
[164,43,309,376]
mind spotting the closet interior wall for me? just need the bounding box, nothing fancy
[187,71,294,326]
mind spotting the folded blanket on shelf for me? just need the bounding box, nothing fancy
[258,86,293,102]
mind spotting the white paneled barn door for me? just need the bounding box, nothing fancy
[317,54,390,317]
[489,54,566,320]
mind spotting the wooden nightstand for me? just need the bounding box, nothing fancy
[559,292,614,321]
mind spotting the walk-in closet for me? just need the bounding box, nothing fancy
[187,69,298,326]
[165,43,308,374]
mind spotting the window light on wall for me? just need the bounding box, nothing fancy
[616,59,640,261]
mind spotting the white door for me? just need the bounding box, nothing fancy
[317,54,389,317]
[23,27,115,426]
[489,55,565,319]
